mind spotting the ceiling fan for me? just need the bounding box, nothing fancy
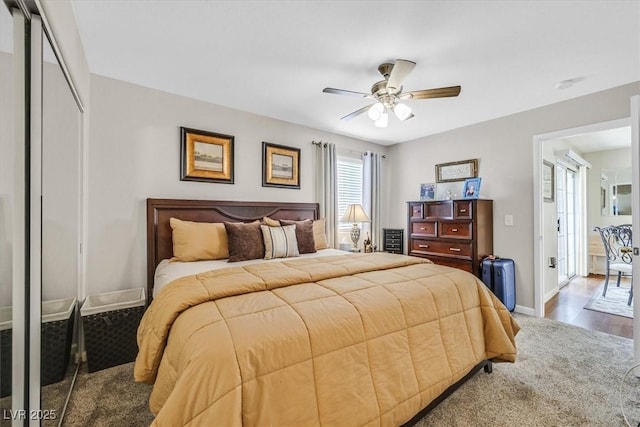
[323,59,461,128]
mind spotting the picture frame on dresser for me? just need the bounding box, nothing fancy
[420,183,436,201]
[463,178,482,199]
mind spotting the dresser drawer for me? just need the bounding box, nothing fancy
[454,201,473,219]
[438,221,472,239]
[411,221,437,237]
[410,239,472,259]
[426,256,474,273]
[408,203,424,219]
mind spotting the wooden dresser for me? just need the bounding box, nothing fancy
[407,199,493,276]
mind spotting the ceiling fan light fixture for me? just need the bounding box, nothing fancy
[374,111,388,128]
[368,102,384,121]
[393,103,412,121]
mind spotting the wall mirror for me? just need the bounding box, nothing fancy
[40,25,82,422]
[601,168,632,216]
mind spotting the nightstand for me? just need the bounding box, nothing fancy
[383,229,404,254]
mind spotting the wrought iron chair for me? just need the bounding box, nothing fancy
[594,225,633,305]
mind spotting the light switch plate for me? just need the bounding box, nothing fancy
[504,214,513,226]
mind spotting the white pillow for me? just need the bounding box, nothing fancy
[260,225,300,260]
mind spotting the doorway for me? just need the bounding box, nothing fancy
[534,118,633,317]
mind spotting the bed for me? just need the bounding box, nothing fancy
[136,198,519,426]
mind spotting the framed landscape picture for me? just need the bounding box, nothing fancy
[180,127,234,184]
[262,142,300,189]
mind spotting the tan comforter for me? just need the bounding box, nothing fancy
[135,253,519,426]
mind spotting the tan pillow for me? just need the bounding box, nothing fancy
[262,216,281,227]
[313,218,329,250]
[169,218,229,262]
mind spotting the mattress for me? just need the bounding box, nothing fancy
[153,248,347,297]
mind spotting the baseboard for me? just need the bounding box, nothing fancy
[514,305,535,316]
[544,288,559,303]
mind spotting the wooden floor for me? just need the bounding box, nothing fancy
[544,274,633,339]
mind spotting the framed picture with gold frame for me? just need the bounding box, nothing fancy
[435,158,478,183]
[262,142,300,189]
[180,127,234,184]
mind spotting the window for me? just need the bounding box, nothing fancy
[337,157,363,231]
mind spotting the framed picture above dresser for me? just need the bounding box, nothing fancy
[407,199,493,276]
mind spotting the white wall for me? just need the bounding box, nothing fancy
[585,146,633,229]
[387,82,640,310]
[584,146,633,273]
[86,74,388,296]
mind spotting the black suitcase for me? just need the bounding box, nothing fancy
[481,257,516,312]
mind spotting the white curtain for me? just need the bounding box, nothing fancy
[363,151,383,249]
[315,141,338,248]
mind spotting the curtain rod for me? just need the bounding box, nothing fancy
[312,141,387,158]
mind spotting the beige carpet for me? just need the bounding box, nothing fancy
[58,313,636,426]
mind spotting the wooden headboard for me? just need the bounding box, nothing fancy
[146,198,320,304]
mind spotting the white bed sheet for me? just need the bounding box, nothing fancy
[153,248,347,297]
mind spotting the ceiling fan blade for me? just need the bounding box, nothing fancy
[400,85,461,100]
[386,59,416,91]
[340,104,375,121]
[323,87,374,98]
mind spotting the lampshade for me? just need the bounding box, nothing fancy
[341,204,371,223]
[374,111,388,128]
[367,102,384,121]
[393,103,412,121]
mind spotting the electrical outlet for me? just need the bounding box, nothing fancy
[504,214,513,226]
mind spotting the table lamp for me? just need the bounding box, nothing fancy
[341,204,371,250]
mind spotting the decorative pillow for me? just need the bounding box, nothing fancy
[280,219,316,254]
[313,218,330,250]
[169,218,229,262]
[224,221,265,262]
[260,225,300,260]
[262,216,281,227]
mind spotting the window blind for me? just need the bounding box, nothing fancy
[337,158,363,231]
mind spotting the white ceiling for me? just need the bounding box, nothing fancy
[559,126,631,153]
[64,1,639,145]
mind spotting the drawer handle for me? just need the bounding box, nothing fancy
[418,244,429,248]
[451,228,458,232]
[420,227,427,230]
[459,209,467,213]
[449,248,461,252]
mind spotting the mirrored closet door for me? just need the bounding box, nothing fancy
[40,23,82,425]
[0,0,16,414]
[0,1,84,424]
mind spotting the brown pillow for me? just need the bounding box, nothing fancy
[224,221,265,262]
[262,216,281,227]
[169,218,229,261]
[280,219,316,254]
[313,218,329,250]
